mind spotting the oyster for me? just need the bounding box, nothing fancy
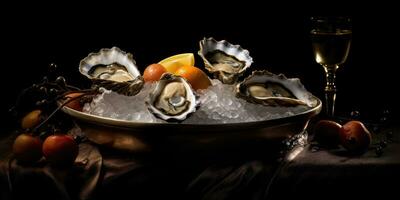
[146,73,199,121]
[79,47,144,96]
[198,37,253,84]
[236,70,317,107]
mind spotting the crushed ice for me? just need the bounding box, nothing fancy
[83,79,309,124]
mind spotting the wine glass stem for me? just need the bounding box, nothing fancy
[324,65,338,117]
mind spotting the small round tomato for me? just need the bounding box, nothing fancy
[64,93,84,111]
[313,120,342,147]
[13,133,43,163]
[143,64,167,82]
[339,120,371,153]
[21,110,43,129]
[42,134,79,166]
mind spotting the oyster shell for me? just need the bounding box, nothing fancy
[146,73,199,121]
[198,37,253,84]
[236,70,317,107]
[79,47,144,96]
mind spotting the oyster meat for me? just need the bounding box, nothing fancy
[146,73,199,121]
[236,70,317,107]
[79,47,144,96]
[198,37,253,84]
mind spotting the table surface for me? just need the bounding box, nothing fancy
[1,125,399,200]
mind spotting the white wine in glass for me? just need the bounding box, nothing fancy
[310,17,352,117]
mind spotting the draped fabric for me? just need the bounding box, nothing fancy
[1,129,399,200]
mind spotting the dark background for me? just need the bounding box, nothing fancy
[2,5,398,132]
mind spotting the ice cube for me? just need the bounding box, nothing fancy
[82,79,309,124]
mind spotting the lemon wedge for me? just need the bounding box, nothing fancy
[158,53,195,73]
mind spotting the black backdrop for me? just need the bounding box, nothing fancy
[2,6,398,132]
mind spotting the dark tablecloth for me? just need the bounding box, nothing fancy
[1,128,399,200]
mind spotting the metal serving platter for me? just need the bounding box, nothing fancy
[61,96,322,154]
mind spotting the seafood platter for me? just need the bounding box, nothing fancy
[61,37,322,153]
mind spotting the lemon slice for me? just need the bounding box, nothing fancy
[158,53,195,73]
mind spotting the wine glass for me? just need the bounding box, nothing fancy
[310,16,352,117]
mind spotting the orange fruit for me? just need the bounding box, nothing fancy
[175,66,211,90]
[143,64,167,82]
[158,53,195,73]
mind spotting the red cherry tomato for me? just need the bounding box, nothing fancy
[313,120,342,147]
[42,134,79,166]
[64,93,84,111]
[339,120,371,153]
[13,133,43,163]
[21,110,43,129]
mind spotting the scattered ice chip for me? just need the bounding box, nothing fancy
[83,79,310,124]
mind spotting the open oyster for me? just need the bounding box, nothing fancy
[79,47,144,96]
[146,73,199,121]
[198,37,253,84]
[236,70,317,107]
